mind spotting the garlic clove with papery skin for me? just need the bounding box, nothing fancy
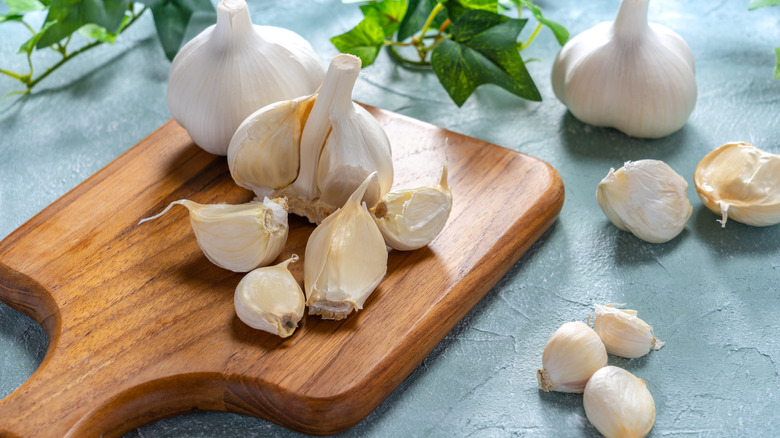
[583,366,656,438]
[537,321,607,393]
[168,0,324,156]
[694,142,780,228]
[597,159,692,244]
[552,0,696,138]
[592,304,664,359]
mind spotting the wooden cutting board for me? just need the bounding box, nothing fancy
[0,107,563,437]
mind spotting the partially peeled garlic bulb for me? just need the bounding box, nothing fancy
[694,142,780,228]
[583,366,656,438]
[552,0,696,138]
[537,321,607,393]
[168,0,324,155]
[234,254,304,338]
[139,197,288,272]
[371,156,452,250]
[592,304,664,359]
[597,160,692,243]
[304,173,388,320]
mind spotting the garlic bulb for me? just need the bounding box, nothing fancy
[537,321,607,393]
[234,254,305,338]
[597,160,692,243]
[583,366,656,438]
[139,197,288,272]
[551,0,696,138]
[371,157,452,251]
[168,0,325,155]
[304,173,388,320]
[592,304,664,359]
[694,142,780,228]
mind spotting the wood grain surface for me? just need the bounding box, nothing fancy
[0,107,564,437]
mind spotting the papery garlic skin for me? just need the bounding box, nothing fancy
[537,321,607,393]
[584,366,656,438]
[139,197,288,273]
[168,0,324,155]
[593,304,664,359]
[552,0,696,138]
[234,255,304,338]
[304,173,388,320]
[694,142,780,228]
[597,160,692,243]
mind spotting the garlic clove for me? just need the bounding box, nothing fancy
[537,321,607,393]
[597,159,692,243]
[168,0,324,155]
[583,366,656,438]
[552,0,696,138]
[234,254,305,338]
[592,304,664,359]
[304,173,388,320]
[139,197,289,273]
[371,156,452,251]
[693,142,780,228]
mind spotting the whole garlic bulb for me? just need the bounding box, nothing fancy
[168,0,325,155]
[552,0,696,138]
[597,160,692,243]
[583,366,656,438]
[694,142,780,228]
[537,321,607,393]
[593,304,664,359]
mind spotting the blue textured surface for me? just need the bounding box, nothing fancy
[1,1,778,436]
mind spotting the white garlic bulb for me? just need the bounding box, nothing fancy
[168,0,325,155]
[694,142,780,228]
[537,321,607,393]
[139,197,288,272]
[597,160,692,243]
[234,254,305,338]
[304,173,388,320]
[592,304,664,359]
[552,0,696,138]
[583,366,656,438]
[371,157,452,251]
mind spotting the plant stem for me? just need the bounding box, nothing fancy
[518,23,542,50]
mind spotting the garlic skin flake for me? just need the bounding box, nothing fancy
[371,158,452,251]
[168,0,324,156]
[552,0,696,138]
[584,366,656,438]
[694,142,780,228]
[140,197,289,273]
[234,255,304,338]
[537,321,607,393]
[597,160,692,243]
[593,304,664,359]
[304,173,388,320]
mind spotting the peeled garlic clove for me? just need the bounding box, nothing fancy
[537,321,607,393]
[304,173,388,320]
[140,197,288,272]
[371,157,452,251]
[694,142,780,228]
[552,0,696,138]
[234,255,305,338]
[168,0,324,155]
[597,160,692,243]
[592,304,664,359]
[584,366,656,438]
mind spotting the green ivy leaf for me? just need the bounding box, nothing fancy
[145,0,216,61]
[360,0,407,36]
[76,14,131,45]
[748,0,780,9]
[397,0,444,41]
[331,13,386,66]
[2,0,44,13]
[19,20,55,55]
[0,13,24,23]
[36,0,130,48]
[775,47,780,79]
[514,0,568,45]
[431,9,539,106]
[441,0,497,22]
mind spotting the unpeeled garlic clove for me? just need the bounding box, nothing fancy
[304,173,388,320]
[592,304,664,359]
[537,321,607,393]
[693,141,780,228]
[584,366,656,438]
[234,254,305,338]
[139,197,288,272]
[597,159,692,243]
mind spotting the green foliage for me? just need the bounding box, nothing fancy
[775,47,780,79]
[145,0,215,61]
[747,0,779,79]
